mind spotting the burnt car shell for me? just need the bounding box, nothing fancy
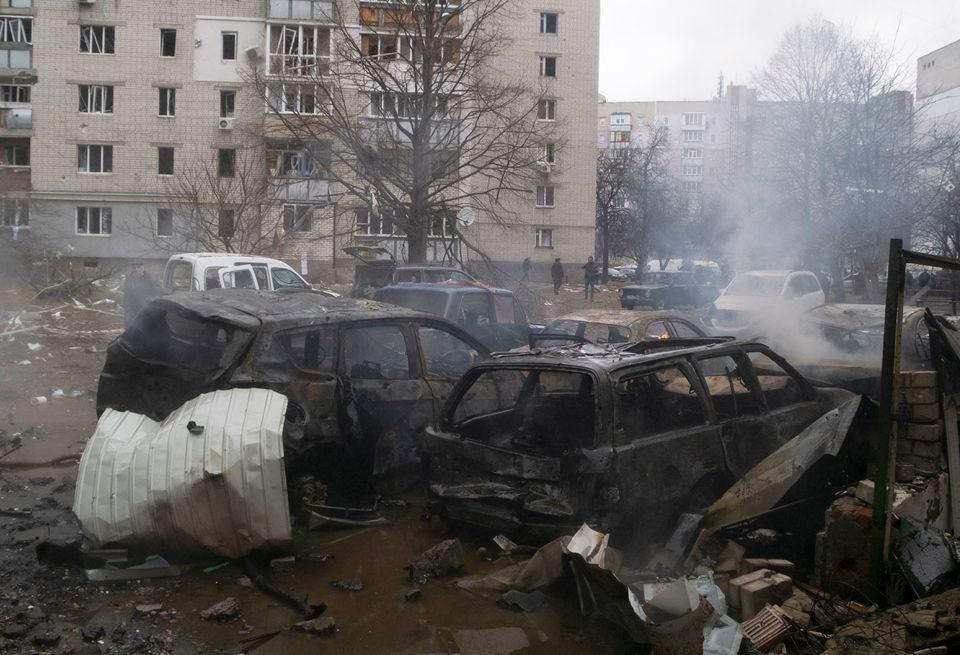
[619,271,718,310]
[97,289,490,486]
[421,340,855,543]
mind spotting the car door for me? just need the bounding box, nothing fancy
[219,265,260,289]
[340,321,434,482]
[455,291,499,348]
[693,351,777,480]
[613,362,726,531]
[415,322,486,422]
[745,348,824,445]
[668,319,706,338]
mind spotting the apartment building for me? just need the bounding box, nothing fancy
[0,0,600,278]
[917,39,960,129]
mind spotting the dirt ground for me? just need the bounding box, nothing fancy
[0,279,637,655]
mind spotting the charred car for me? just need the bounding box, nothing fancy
[344,246,477,298]
[421,341,856,542]
[540,309,709,345]
[619,270,719,310]
[96,290,489,485]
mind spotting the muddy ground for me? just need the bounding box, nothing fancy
[0,280,638,654]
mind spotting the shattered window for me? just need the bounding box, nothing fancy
[492,294,516,325]
[204,267,223,289]
[418,326,480,379]
[344,324,410,379]
[618,367,707,439]
[747,351,806,410]
[670,320,702,338]
[272,327,337,373]
[168,261,193,290]
[453,369,527,425]
[458,293,492,326]
[122,309,251,374]
[644,321,670,339]
[697,354,761,419]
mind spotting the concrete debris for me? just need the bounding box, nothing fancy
[408,539,464,581]
[295,616,337,635]
[330,579,364,592]
[201,597,240,621]
[134,603,163,614]
[894,527,958,597]
[270,556,296,571]
[741,605,792,651]
[405,588,422,602]
[497,589,546,612]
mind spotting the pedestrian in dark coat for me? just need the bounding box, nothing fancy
[122,262,160,327]
[582,256,598,301]
[550,258,564,295]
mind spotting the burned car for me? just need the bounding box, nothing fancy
[421,340,857,542]
[540,309,709,345]
[619,270,719,310]
[344,246,477,298]
[96,289,489,485]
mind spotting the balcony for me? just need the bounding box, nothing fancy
[268,0,334,22]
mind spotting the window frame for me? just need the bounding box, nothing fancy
[221,31,238,61]
[535,185,555,208]
[535,227,553,248]
[539,12,558,34]
[539,55,557,77]
[0,198,28,228]
[77,144,113,174]
[158,87,176,117]
[0,84,29,103]
[615,363,710,443]
[692,351,765,420]
[0,142,28,167]
[220,89,236,118]
[156,207,174,237]
[159,28,177,58]
[537,98,556,121]
[267,23,331,77]
[218,148,236,178]
[76,206,112,236]
[78,84,114,114]
[217,208,236,237]
[282,203,313,232]
[79,25,115,55]
[157,146,175,176]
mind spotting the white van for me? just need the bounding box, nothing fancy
[162,253,314,292]
[710,269,825,336]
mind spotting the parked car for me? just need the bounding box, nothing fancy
[374,282,531,351]
[421,340,858,542]
[539,309,708,346]
[619,270,719,310]
[96,289,489,487]
[344,246,477,298]
[709,270,824,336]
[162,253,333,294]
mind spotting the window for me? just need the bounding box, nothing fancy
[218,148,235,177]
[267,24,330,76]
[0,142,28,167]
[76,207,112,235]
[682,181,702,193]
[683,112,704,126]
[697,354,761,418]
[537,99,556,121]
[682,148,702,159]
[542,143,556,164]
[0,84,29,103]
[610,131,630,143]
[366,92,446,119]
[344,325,410,380]
[618,367,706,439]
[268,83,322,115]
[682,165,702,176]
[644,321,670,339]
[272,268,308,289]
[222,32,237,60]
[535,185,554,207]
[267,142,330,178]
[535,228,552,248]
[0,17,30,44]
[539,55,556,77]
[220,90,236,118]
[158,87,176,116]
[78,85,113,114]
[427,212,458,238]
[283,204,313,232]
[156,208,173,236]
[269,327,337,374]
[682,130,703,142]
[610,112,630,126]
[539,12,557,34]
[670,320,702,338]
[355,208,401,236]
[0,198,28,227]
[157,147,174,175]
[419,326,480,379]
[217,208,235,237]
[747,351,806,410]
[159,28,176,57]
[362,33,398,59]
[77,144,112,173]
[80,25,115,54]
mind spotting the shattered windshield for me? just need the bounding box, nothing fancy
[121,307,253,374]
[725,274,786,296]
[376,288,449,316]
[546,320,632,344]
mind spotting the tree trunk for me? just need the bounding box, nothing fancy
[601,208,610,284]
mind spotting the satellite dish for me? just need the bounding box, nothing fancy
[457,207,475,226]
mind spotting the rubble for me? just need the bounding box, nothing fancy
[408,539,464,581]
[497,590,546,612]
[200,597,240,621]
[330,579,364,592]
[295,616,337,635]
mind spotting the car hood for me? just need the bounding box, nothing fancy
[713,294,779,312]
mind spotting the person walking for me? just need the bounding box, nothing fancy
[521,257,532,282]
[582,256,598,301]
[550,257,564,295]
[122,261,160,327]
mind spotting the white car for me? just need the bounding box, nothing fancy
[710,270,825,337]
[162,253,337,295]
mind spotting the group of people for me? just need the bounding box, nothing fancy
[523,255,600,300]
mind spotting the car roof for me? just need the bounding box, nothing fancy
[145,289,444,331]
[734,270,804,277]
[546,309,700,327]
[377,281,513,295]
[808,303,925,327]
[168,253,291,267]
[481,339,767,375]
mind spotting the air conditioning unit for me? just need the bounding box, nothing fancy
[535,160,553,174]
[244,46,263,61]
[218,117,235,130]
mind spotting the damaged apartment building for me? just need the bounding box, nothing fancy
[0,0,600,279]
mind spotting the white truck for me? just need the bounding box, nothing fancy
[162,253,320,293]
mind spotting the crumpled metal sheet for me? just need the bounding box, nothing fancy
[74,389,292,559]
[706,396,863,529]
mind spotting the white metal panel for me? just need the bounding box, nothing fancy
[74,389,291,559]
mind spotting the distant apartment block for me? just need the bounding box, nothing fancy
[917,39,960,129]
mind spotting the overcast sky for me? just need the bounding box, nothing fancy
[599,0,960,101]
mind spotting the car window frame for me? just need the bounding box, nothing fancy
[668,319,704,338]
[742,346,815,407]
[338,319,419,381]
[613,360,710,446]
[414,319,487,380]
[691,349,766,420]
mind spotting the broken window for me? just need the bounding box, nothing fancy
[362,33,399,59]
[535,185,554,207]
[159,28,176,57]
[76,207,112,235]
[697,354,761,419]
[0,198,28,227]
[218,148,236,177]
[220,90,236,118]
[617,367,707,439]
[458,293,492,327]
[0,84,29,103]
[78,84,113,114]
[157,147,174,175]
[535,228,552,248]
[267,24,330,76]
[270,327,337,374]
[343,325,410,380]
[537,99,556,121]
[77,144,112,173]
[539,55,556,77]
[80,25,115,54]
[158,87,176,116]
[267,83,323,115]
[542,143,556,164]
[282,204,313,232]
[0,17,30,43]
[670,320,702,338]
[747,351,806,410]
[418,326,480,379]
[157,208,173,236]
[221,31,237,60]
[539,12,557,34]
[0,142,28,166]
[644,321,670,340]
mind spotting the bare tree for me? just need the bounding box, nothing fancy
[250,0,553,263]
[597,126,683,279]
